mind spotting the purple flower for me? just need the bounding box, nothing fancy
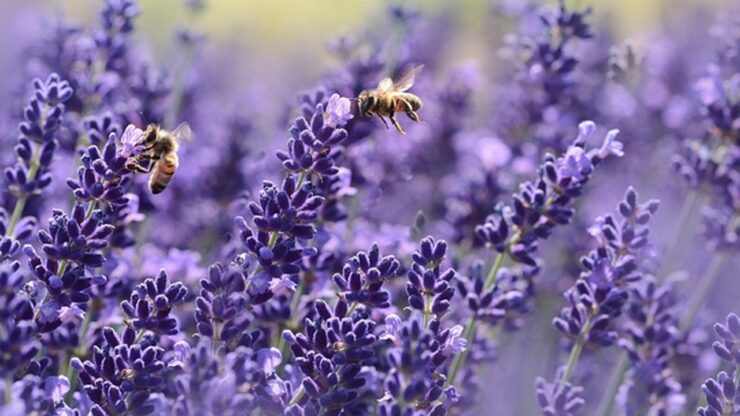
[595,129,624,159]
[265,379,287,402]
[168,340,191,370]
[324,93,353,128]
[557,146,592,181]
[381,313,403,344]
[44,375,70,403]
[256,348,282,374]
[443,325,467,354]
[269,277,296,297]
[58,305,85,324]
[119,124,146,158]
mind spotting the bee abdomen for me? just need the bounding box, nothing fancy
[148,153,178,194]
[149,171,173,194]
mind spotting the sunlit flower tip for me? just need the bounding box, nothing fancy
[250,271,271,293]
[39,300,62,323]
[443,387,460,407]
[557,146,592,180]
[269,277,296,296]
[119,124,146,158]
[324,93,353,128]
[58,305,85,323]
[577,120,596,140]
[380,313,402,343]
[378,391,394,402]
[44,376,70,403]
[168,341,191,369]
[335,167,358,197]
[444,325,467,354]
[694,77,724,105]
[257,347,283,374]
[596,129,624,158]
[265,379,286,400]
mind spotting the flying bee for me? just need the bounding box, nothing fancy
[125,122,192,194]
[357,64,424,135]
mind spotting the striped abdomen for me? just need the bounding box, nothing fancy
[149,151,179,194]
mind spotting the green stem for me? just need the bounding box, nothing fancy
[267,231,279,249]
[446,315,477,386]
[63,357,77,403]
[276,279,306,372]
[423,293,432,330]
[679,252,726,332]
[593,354,629,416]
[212,323,222,355]
[4,145,43,238]
[446,252,506,386]
[5,376,12,403]
[346,301,358,316]
[33,293,49,320]
[484,251,507,288]
[289,385,305,406]
[134,329,146,344]
[658,190,699,282]
[561,315,592,386]
[295,170,307,190]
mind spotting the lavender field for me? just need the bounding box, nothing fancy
[0,0,738,415]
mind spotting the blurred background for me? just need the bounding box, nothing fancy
[1,0,734,104]
[0,0,738,414]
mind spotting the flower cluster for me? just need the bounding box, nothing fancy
[617,281,685,414]
[698,313,740,416]
[406,236,456,324]
[71,326,169,415]
[0,0,737,414]
[120,270,187,336]
[282,300,377,414]
[333,243,401,309]
[4,74,73,236]
[475,121,623,268]
[538,187,660,412]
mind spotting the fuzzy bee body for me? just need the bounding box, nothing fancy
[357,64,424,135]
[126,122,191,194]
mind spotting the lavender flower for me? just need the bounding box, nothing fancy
[282,300,377,414]
[4,74,73,237]
[698,313,740,416]
[246,175,324,240]
[475,122,624,268]
[119,269,187,336]
[406,236,456,325]
[333,243,401,309]
[71,326,170,415]
[539,187,659,414]
[276,92,350,179]
[617,281,685,415]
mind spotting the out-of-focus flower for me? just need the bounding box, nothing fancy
[324,93,353,128]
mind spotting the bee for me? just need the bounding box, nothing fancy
[357,64,424,135]
[125,122,192,194]
[121,368,136,380]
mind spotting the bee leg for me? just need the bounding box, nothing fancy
[389,113,406,135]
[377,115,390,129]
[126,161,152,174]
[125,155,155,173]
[405,109,421,123]
[400,101,421,123]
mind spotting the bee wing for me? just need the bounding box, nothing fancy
[376,77,394,93]
[170,122,194,143]
[392,64,424,92]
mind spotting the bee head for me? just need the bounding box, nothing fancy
[144,124,159,145]
[357,92,376,116]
